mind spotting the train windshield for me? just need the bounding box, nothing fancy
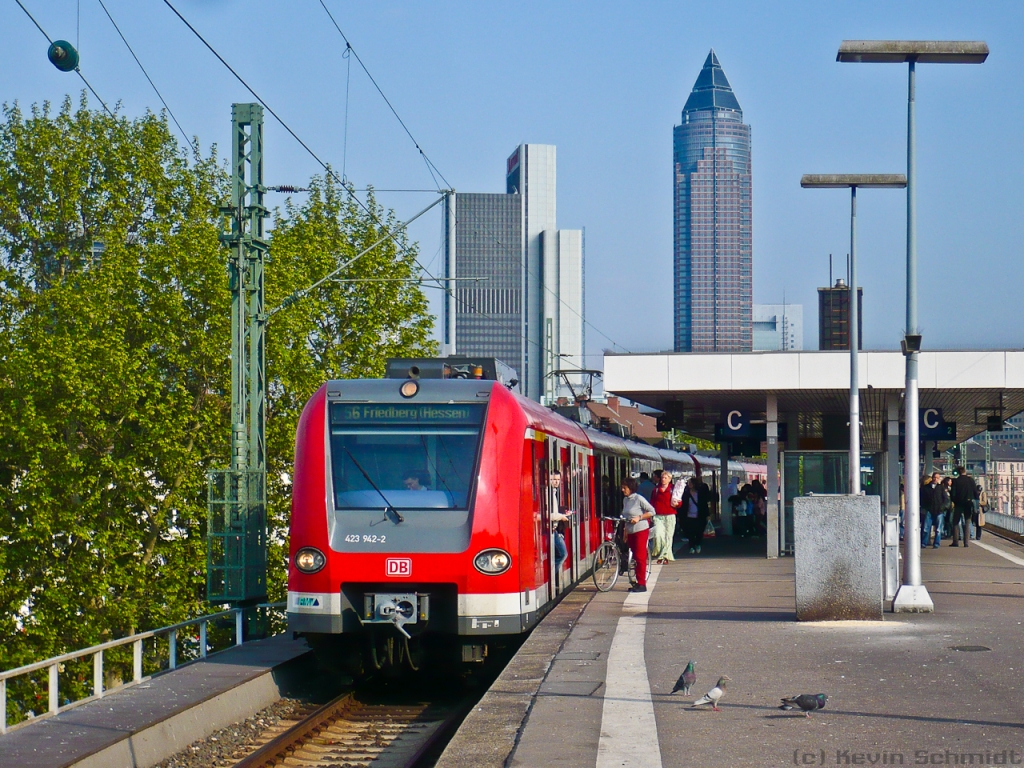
[328,402,486,510]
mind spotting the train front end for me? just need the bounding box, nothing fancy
[287,377,529,673]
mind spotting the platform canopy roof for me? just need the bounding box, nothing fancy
[604,350,1024,452]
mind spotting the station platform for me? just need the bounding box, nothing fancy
[0,633,311,768]
[440,534,1024,768]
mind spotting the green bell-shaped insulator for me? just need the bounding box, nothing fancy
[47,40,80,72]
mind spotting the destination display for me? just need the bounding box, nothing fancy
[330,402,485,427]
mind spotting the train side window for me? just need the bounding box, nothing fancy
[560,445,571,511]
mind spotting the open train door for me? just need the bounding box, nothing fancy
[532,437,554,607]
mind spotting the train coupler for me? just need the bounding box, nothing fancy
[359,592,429,639]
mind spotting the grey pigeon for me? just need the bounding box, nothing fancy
[779,693,828,717]
[690,675,730,711]
[671,660,697,695]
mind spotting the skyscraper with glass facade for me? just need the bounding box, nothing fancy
[673,50,752,352]
[442,145,583,403]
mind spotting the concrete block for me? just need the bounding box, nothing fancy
[793,494,882,621]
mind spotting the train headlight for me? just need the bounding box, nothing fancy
[294,547,326,574]
[473,549,511,575]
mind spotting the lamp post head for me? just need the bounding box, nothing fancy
[801,174,907,189]
[837,40,988,64]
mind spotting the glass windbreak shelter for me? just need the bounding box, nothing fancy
[780,450,884,555]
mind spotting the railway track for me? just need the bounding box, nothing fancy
[230,691,466,768]
[986,521,1024,547]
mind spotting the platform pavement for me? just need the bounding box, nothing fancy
[446,533,1024,768]
[0,633,311,768]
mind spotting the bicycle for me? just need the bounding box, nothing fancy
[592,517,653,592]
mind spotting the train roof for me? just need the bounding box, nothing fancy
[323,377,765,472]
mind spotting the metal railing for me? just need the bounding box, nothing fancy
[0,602,285,735]
[986,510,1024,536]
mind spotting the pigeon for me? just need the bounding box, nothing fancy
[779,693,828,718]
[671,660,697,695]
[690,675,730,711]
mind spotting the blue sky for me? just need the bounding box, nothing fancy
[3,1,1023,364]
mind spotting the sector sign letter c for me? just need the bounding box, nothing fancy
[727,410,743,431]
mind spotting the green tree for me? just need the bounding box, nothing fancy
[0,96,230,694]
[0,97,437,704]
[263,177,437,598]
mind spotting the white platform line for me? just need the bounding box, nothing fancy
[973,539,1024,567]
[596,564,662,768]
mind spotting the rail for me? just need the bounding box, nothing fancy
[232,691,468,768]
[986,510,1024,536]
[0,602,285,735]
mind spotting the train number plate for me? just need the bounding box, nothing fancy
[344,534,387,543]
[386,558,412,577]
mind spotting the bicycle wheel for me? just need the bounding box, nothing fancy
[592,541,620,592]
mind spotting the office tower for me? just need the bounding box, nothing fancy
[443,193,522,367]
[753,303,804,351]
[818,278,862,350]
[443,145,583,402]
[673,50,753,352]
[542,229,584,402]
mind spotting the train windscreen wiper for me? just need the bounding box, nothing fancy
[343,448,404,524]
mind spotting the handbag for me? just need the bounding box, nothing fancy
[703,518,716,538]
[978,510,985,527]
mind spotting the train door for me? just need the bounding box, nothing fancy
[576,447,590,568]
[557,444,572,588]
[547,439,563,595]
[584,450,594,567]
[533,438,552,606]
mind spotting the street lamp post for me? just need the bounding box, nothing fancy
[837,40,988,613]
[801,175,907,495]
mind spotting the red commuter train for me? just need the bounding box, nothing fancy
[286,374,761,674]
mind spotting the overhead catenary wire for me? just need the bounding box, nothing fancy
[159,1,610,365]
[13,0,114,117]
[317,0,450,191]
[160,0,441,287]
[267,194,445,319]
[95,0,192,149]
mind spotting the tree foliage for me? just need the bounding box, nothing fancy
[0,96,230,678]
[0,96,437,688]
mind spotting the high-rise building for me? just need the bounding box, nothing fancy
[443,144,583,402]
[817,278,862,351]
[753,303,803,351]
[443,193,522,367]
[542,229,584,402]
[673,50,752,352]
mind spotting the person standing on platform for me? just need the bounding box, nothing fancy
[638,471,656,501]
[940,476,955,543]
[974,478,987,540]
[921,472,943,548]
[650,470,679,564]
[620,477,655,593]
[951,466,976,548]
[681,477,712,554]
[750,478,768,536]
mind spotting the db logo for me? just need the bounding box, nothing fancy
[386,558,412,577]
